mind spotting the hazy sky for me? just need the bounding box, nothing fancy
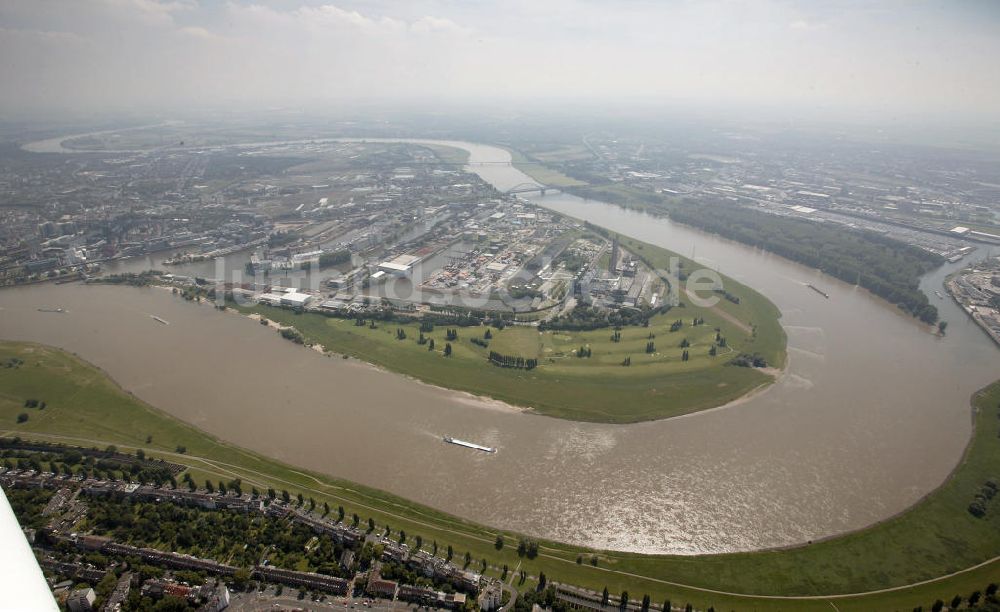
[1,0,999,121]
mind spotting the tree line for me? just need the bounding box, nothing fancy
[488,351,538,370]
[667,199,942,323]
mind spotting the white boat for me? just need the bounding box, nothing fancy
[935,291,944,299]
[150,315,169,325]
[443,436,496,453]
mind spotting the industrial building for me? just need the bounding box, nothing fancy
[378,254,421,277]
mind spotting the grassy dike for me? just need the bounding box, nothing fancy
[3,340,1000,610]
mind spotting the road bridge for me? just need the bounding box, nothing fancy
[505,182,550,195]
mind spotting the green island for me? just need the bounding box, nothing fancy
[229,233,786,423]
[3,340,1000,611]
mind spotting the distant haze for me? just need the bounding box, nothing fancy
[1,0,999,122]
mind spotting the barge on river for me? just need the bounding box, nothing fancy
[443,436,496,453]
[807,284,830,299]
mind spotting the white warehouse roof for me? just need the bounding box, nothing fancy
[281,292,312,305]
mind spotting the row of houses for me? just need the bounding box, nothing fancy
[406,549,483,593]
[397,584,468,609]
[5,465,485,602]
[281,504,363,548]
[101,541,238,577]
[74,538,350,597]
[121,484,266,514]
[253,565,349,595]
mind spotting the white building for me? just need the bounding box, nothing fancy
[378,254,421,277]
[280,292,312,308]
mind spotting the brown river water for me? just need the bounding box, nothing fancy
[2,138,998,554]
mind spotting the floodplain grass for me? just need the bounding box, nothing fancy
[422,144,471,166]
[232,306,772,423]
[228,233,784,423]
[3,340,1000,611]
[505,148,587,188]
[615,234,786,370]
[527,144,595,164]
[488,327,543,360]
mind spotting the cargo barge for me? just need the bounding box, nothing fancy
[807,284,829,299]
[443,436,496,453]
